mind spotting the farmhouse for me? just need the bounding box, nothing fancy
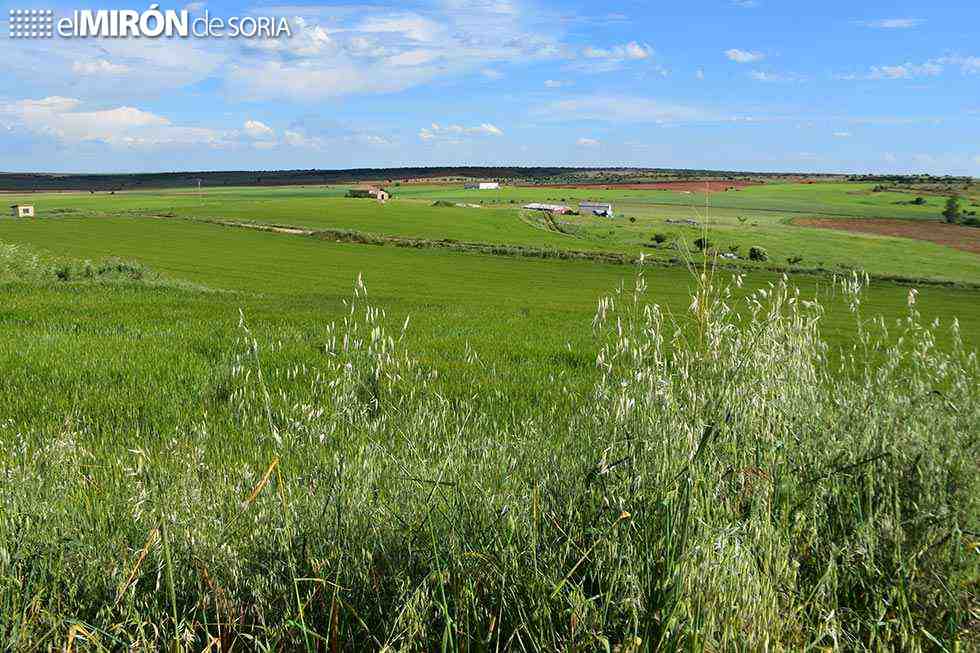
[464,182,500,190]
[10,204,35,218]
[580,201,613,217]
[346,187,390,201]
[523,203,572,214]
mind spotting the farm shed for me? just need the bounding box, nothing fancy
[10,204,35,218]
[464,182,500,190]
[579,201,613,217]
[346,188,390,201]
[523,203,572,214]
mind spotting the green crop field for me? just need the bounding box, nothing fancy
[3,181,978,284]
[1,180,978,650]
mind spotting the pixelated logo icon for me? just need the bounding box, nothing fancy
[7,6,291,39]
[9,9,54,38]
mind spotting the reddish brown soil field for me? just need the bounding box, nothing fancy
[524,180,762,192]
[795,217,980,254]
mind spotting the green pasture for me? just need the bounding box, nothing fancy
[391,181,963,220]
[1,181,978,649]
[2,180,979,284]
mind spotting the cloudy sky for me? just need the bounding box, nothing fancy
[1,0,978,174]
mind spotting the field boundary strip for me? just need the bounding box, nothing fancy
[180,215,980,291]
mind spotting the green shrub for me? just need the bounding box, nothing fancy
[749,246,768,261]
[652,233,667,244]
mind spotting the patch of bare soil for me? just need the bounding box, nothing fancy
[795,217,980,254]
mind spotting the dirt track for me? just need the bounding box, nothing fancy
[795,217,980,254]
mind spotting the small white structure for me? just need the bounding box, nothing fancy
[464,182,500,190]
[523,203,572,214]
[580,201,613,217]
[10,204,35,218]
[347,188,390,202]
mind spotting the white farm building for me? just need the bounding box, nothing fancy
[10,204,35,218]
[464,182,500,190]
[580,201,614,217]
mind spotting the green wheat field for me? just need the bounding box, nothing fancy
[0,180,977,650]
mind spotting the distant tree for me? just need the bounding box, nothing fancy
[942,196,962,224]
[912,196,926,205]
[693,237,712,251]
[749,246,769,262]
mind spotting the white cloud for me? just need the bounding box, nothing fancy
[869,62,942,79]
[283,129,311,147]
[355,13,444,43]
[833,131,852,138]
[725,48,765,63]
[359,134,393,146]
[695,68,705,80]
[750,70,803,82]
[731,0,759,7]
[0,96,228,148]
[280,126,391,150]
[837,56,980,80]
[244,120,275,140]
[534,96,718,124]
[583,41,652,61]
[859,18,922,29]
[2,36,225,101]
[72,59,131,75]
[386,49,439,67]
[418,122,504,141]
[223,3,564,101]
[544,79,572,88]
[481,68,504,80]
[576,137,600,147]
[936,55,980,74]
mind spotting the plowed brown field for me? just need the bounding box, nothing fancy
[795,217,980,254]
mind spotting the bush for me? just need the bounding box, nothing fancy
[97,258,147,280]
[943,196,962,224]
[787,255,803,265]
[693,237,712,251]
[652,233,668,244]
[749,246,769,262]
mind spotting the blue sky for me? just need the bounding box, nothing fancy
[1,0,978,174]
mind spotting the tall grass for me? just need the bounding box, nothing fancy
[0,256,977,650]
